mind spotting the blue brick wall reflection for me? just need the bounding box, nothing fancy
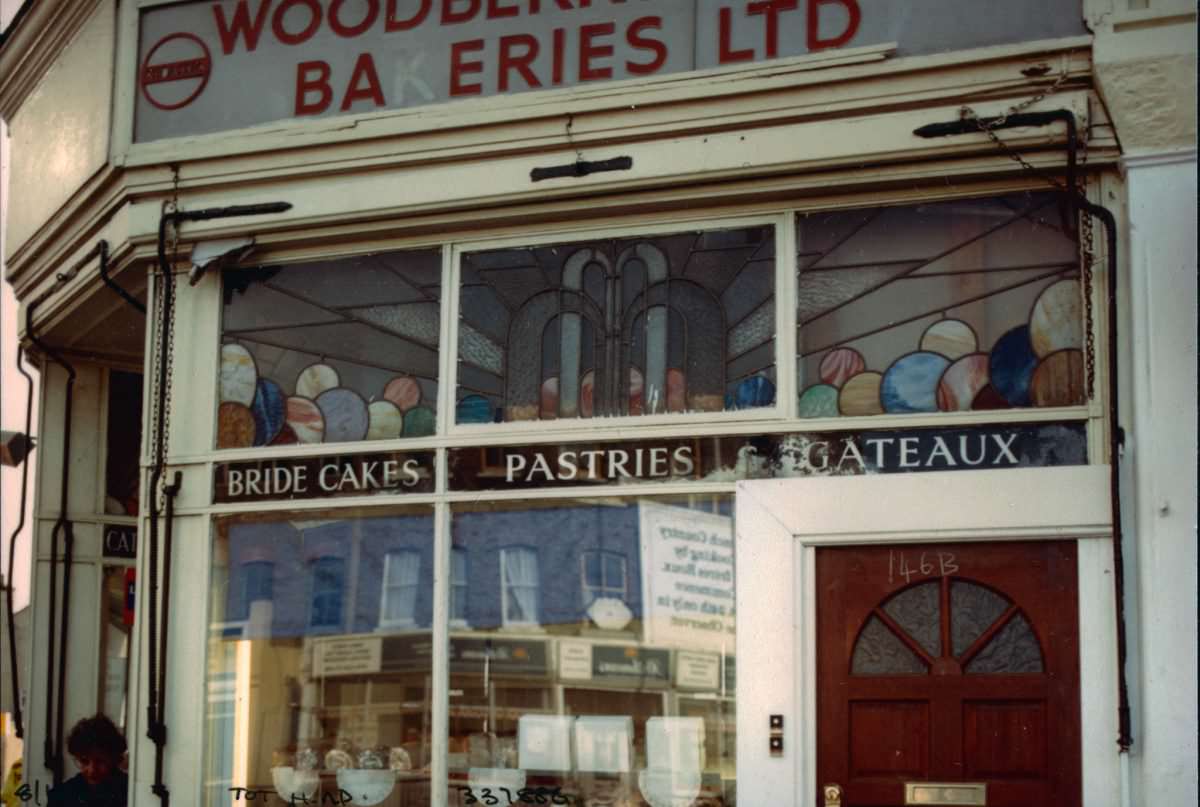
[222,505,652,638]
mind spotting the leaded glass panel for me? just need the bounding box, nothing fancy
[218,249,442,448]
[851,616,927,675]
[882,581,941,657]
[965,613,1044,674]
[950,580,1011,657]
[796,192,1085,417]
[456,227,776,424]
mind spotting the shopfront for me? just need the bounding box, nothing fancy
[3,1,1195,807]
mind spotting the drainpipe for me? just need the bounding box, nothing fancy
[145,201,291,807]
[23,240,106,783]
[4,344,34,740]
[913,109,1133,765]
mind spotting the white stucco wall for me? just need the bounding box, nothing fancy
[1122,151,1198,806]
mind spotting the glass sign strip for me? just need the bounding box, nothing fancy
[135,0,1086,141]
[448,422,1087,491]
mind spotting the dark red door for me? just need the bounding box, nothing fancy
[816,542,1080,807]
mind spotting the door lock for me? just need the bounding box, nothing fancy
[823,783,842,806]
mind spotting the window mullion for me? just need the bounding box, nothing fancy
[430,500,450,807]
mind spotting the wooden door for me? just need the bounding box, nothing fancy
[816,542,1080,807]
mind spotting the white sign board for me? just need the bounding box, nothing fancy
[313,635,383,676]
[134,0,1085,141]
[639,501,734,653]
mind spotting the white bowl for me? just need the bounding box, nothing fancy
[271,767,320,802]
[337,769,396,806]
[637,768,701,807]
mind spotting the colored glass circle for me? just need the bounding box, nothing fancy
[881,352,951,413]
[735,375,776,409]
[920,319,977,360]
[936,353,990,412]
[367,400,405,440]
[220,343,257,406]
[1029,349,1085,407]
[382,375,421,412]
[217,402,256,448]
[456,394,492,424]
[798,383,840,418]
[286,396,325,443]
[316,388,369,443]
[988,326,1038,406]
[403,405,436,437]
[296,362,339,399]
[1029,279,1083,358]
[819,348,866,388]
[251,378,286,446]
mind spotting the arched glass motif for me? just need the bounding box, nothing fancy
[457,227,776,423]
[851,579,1043,675]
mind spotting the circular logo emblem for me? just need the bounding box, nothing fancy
[140,33,212,111]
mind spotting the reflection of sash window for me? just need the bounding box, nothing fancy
[501,547,540,627]
[309,556,346,631]
[581,551,627,607]
[231,560,274,621]
[450,548,469,626]
[380,550,421,628]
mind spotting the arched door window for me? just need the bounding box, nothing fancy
[851,579,1044,675]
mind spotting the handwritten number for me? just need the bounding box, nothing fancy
[481,787,499,805]
[550,788,570,805]
[517,788,536,804]
[919,552,933,575]
[458,786,479,805]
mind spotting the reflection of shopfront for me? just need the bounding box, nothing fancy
[2,1,1195,807]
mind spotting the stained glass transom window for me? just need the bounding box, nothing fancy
[851,578,1044,675]
[218,249,442,448]
[456,226,776,424]
[796,192,1085,417]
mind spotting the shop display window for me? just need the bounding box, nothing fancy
[218,248,443,448]
[104,370,143,515]
[456,226,776,425]
[449,496,735,806]
[204,507,436,807]
[795,191,1085,417]
[99,566,133,729]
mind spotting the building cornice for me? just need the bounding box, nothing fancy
[0,0,104,121]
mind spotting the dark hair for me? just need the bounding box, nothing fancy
[66,714,127,758]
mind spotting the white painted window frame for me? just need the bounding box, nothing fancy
[580,550,629,608]
[499,545,541,629]
[379,549,422,630]
[734,465,1120,807]
[147,173,1114,807]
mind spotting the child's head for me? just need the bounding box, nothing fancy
[66,715,127,786]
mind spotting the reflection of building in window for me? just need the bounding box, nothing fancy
[242,561,274,619]
[451,548,469,626]
[500,547,540,627]
[309,556,346,630]
[581,550,627,609]
[381,550,421,627]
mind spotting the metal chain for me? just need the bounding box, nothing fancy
[1078,144,1097,399]
[959,56,1075,190]
[961,54,1097,399]
[153,170,181,508]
